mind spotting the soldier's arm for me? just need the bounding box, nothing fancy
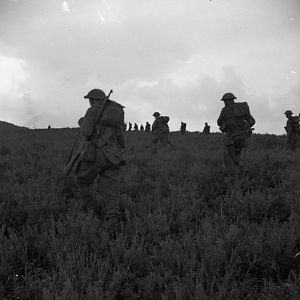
[152,120,157,133]
[81,107,97,139]
[217,110,224,127]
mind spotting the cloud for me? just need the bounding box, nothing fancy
[0,0,299,132]
[62,1,70,14]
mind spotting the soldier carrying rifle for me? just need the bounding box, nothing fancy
[217,92,255,172]
[63,89,125,236]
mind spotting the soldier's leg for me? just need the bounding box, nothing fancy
[223,144,236,170]
[100,165,122,233]
[75,153,107,212]
[152,134,158,144]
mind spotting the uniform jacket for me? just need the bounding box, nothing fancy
[80,101,125,165]
[152,117,169,135]
[217,103,255,135]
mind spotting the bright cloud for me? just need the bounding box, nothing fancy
[62,1,70,14]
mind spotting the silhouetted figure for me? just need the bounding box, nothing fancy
[180,122,186,134]
[152,112,175,149]
[128,122,132,131]
[284,110,300,151]
[134,123,138,131]
[140,124,144,131]
[71,88,125,236]
[217,92,255,172]
[203,122,210,135]
[145,122,151,133]
[48,125,51,129]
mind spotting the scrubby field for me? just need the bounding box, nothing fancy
[0,128,299,299]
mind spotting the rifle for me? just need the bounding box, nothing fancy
[63,89,113,176]
[223,128,254,145]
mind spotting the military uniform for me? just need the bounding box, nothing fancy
[180,122,186,134]
[284,110,300,151]
[203,123,210,135]
[145,122,151,133]
[217,93,255,172]
[75,89,125,233]
[152,112,170,145]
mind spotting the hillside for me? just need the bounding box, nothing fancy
[0,130,299,299]
[0,120,28,131]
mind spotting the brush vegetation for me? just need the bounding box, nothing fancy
[0,128,299,299]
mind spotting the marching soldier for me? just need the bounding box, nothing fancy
[140,124,144,131]
[180,122,186,134]
[152,112,174,149]
[217,92,255,172]
[134,123,138,131]
[128,122,132,131]
[203,122,210,135]
[145,122,151,133]
[284,110,300,151]
[69,89,125,236]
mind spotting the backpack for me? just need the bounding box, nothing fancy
[159,116,170,124]
[233,102,250,117]
[99,100,125,127]
[292,116,300,133]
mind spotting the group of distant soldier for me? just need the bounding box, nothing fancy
[63,88,299,238]
[124,120,211,135]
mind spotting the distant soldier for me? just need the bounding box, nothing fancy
[203,122,210,135]
[180,122,186,134]
[72,89,125,236]
[48,125,51,130]
[134,123,138,131]
[152,112,174,149]
[128,122,132,131]
[284,110,300,151]
[145,122,151,133]
[217,92,255,172]
[140,124,144,131]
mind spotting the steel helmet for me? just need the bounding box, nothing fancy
[153,112,160,117]
[284,110,293,115]
[221,93,236,101]
[84,89,106,100]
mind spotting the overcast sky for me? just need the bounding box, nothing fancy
[0,0,299,133]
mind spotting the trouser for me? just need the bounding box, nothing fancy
[74,149,121,221]
[223,139,245,172]
[287,137,300,151]
[152,132,170,145]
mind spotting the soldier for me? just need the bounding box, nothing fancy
[152,112,174,148]
[134,123,138,131]
[284,110,300,151]
[203,122,210,135]
[217,92,255,172]
[48,125,51,130]
[180,122,186,134]
[74,89,125,235]
[145,122,151,133]
[140,124,144,131]
[128,122,132,131]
